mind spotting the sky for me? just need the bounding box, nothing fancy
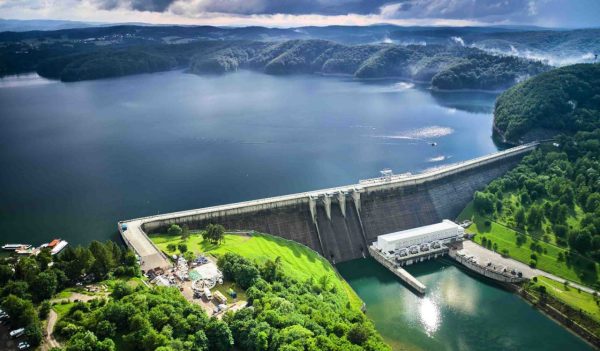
[0,0,599,28]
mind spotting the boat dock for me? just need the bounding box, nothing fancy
[369,246,426,295]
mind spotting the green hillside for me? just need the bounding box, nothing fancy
[151,232,363,309]
[494,63,600,142]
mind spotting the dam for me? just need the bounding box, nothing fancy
[119,143,537,272]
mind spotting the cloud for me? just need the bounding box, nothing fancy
[380,0,534,21]
[0,0,598,28]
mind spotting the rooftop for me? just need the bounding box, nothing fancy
[378,220,458,243]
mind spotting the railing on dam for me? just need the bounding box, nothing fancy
[119,142,537,266]
[121,142,538,228]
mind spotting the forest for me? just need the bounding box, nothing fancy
[494,63,600,142]
[0,241,140,348]
[470,131,600,285]
[0,31,548,90]
[1,240,389,351]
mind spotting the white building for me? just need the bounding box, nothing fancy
[376,220,464,253]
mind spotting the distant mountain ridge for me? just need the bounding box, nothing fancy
[3,23,599,89]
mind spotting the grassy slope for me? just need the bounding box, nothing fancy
[530,276,600,322]
[458,202,600,286]
[151,232,363,309]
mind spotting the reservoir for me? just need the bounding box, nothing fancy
[0,70,499,246]
[338,259,593,351]
[0,70,593,350]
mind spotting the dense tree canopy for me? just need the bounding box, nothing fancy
[494,63,600,142]
[0,240,140,347]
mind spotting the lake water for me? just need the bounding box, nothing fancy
[0,70,500,246]
[337,259,593,351]
[0,70,591,350]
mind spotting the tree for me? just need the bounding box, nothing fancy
[183,251,195,263]
[66,331,115,351]
[30,271,58,302]
[95,320,116,339]
[25,323,43,346]
[205,319,233,351]
[177,243,188,254]
[515,208,526,228]
[39,300,52,319]
[167,244,176,252]
[473,191,495,214]
[235,264,260,290]
[15,256,40,283]
[1,294,37,327]
[204,224,225,245]
[181,225,191,240]
[89,241,116,278]
[586,193,600,212]
[527,205,543,231]
[347,323,370,345]
[0,264,13,285]
[168,224,183,236]
[36,248,53,271]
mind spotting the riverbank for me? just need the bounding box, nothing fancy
[520,282,600,349]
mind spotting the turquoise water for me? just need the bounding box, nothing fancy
[337,259,593,351]
[0,71,500,246]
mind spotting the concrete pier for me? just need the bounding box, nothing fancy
[369,246,426,295]
[119,143,537,270]
[448,242,526,284]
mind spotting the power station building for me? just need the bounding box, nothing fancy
[376,219,464,253]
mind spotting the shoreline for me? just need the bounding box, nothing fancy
[446,255,600,349]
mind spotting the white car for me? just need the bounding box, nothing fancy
[10,327,25,337]
[18,341,30,350]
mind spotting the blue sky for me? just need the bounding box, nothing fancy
[1,0,599,28]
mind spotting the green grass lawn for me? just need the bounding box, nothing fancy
[52,301,75,319]
[151,232,363,309]
[213,280,247,303]
[458,202,600,286]
[530,276,600,322]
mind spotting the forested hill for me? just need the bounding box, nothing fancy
[0,36,548,90]
[493,63,600,143]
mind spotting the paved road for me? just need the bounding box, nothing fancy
[461,240,598,294]
[121,219,171,272]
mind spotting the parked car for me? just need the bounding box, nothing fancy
[18,341,30,350]
[10,328,25,338]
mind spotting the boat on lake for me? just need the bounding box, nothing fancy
[2,243,32,251]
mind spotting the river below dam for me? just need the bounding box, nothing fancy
[1,70,589,350]
[338,259,593,351]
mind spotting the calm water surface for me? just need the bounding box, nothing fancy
[0,71,592,350]
[0,71,499,245]
[338,259,593,351]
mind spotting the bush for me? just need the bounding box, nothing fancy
[167,224,183,236]
[529,260,537,268]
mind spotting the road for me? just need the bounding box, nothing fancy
[42,311,59,351]
[461,240,598,294]
[120,219,172,272]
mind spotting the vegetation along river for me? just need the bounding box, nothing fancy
[0,69,593,350]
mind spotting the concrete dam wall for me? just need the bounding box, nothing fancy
[126,143,536,265]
